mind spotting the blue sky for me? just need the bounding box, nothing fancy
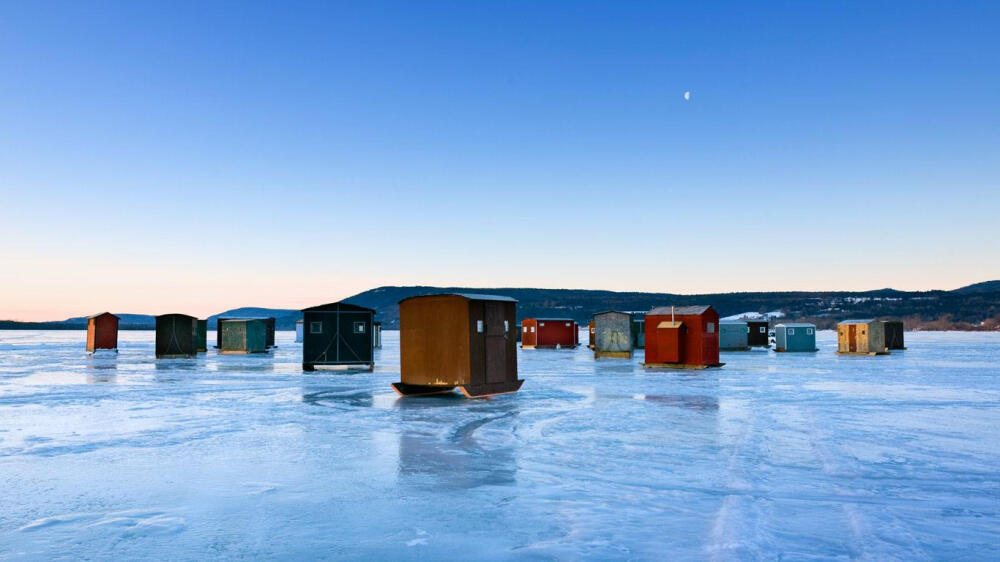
[1,1,998,319]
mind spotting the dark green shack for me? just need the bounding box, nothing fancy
[220,319,269,354]
[302,302,375,371]
[197,319,207,352]
[216,317,276,349]
[155,313,198,359]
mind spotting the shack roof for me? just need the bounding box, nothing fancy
[218,316,275,322]
[156,313,196,320]
[648,305,713,316]
[776,323,816,328]
[87,312,118,320]
[720,319,748,325]
[399,293,517,304]
[529,317,576,322]
[593,310,632,317]
[838,319,875,325]
[657,320,684,329]
[302,302,375,313]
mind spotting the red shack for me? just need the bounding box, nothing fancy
[86,312,119,353]
[642,305,723,369]
[521,318,579,349]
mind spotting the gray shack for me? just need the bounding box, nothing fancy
[593,311,635,358]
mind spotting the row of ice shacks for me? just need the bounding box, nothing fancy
[84,313,277,357]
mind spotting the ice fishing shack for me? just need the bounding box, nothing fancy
[393,293,522,398]
[774,323,817,352]
[520,318,579,349]
[301,302,375,371]
[719,319,750,351]
[155,313,199,359]
[295,318,304,343]
[837,319,889,355]
[882,320,906,350]
[592,311,635,358]
[219,318,269,354]
[746,319,769,347]
[196,319,207,352]
[86,312,119,353]
[642,305,722,369]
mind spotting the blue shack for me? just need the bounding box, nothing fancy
[719,320,750,351]
[774,323,818,352]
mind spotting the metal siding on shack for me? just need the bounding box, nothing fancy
[746,320,769,347]
[719,320,750,351]
[302,302,375,370]
[644,306,721,368]
[775,323,817,352]
[593,311,633,358]
[86,312,119,352]
[882,320,906,350]
[394,293,521,398]
[155,314,198,358]
[220,319,268,354]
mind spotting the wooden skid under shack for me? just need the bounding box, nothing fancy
[641,362,725,370]
[775,348,818,353]
[594,350,632,359]
[836,351,890,356]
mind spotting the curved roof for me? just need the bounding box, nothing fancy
[302,302,375,313]
[398,293,517,304]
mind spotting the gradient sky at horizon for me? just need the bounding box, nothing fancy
[2,1,998,321]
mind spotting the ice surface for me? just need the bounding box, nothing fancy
[1,329,998,559]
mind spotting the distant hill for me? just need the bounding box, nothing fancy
[345,285,1000,330]
[952,280,1000,294]
[2,283,999,331]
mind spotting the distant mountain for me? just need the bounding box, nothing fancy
[3,283,999,331]
[952,280,1000,294]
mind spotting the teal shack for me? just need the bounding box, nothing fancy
[719,320,750,351]
[774,323,817,352]
[631,312,646,349]
[220,318,269,354]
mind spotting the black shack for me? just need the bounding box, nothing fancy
[301,302,375,371]
[882,320,906,350]
[746,320,769,347]
[155,313,199,359]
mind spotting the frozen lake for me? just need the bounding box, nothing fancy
[1,330,998,560]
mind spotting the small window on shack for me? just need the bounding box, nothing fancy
[806,328,814,335]
[539,322,546,327]
[504,320,509,333]
[353,322,365,334]
[530,326,535,333]
[310,322,323,334]
[707,322,715,333]
[476,320,484,333]
[788,328,795,335]
[523,326,528,333]
[760,327,766,333]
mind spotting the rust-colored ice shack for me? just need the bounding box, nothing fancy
[393,293,522,398]
[520,318,579,349]
[86,312,119,353]
[642,305,723,369]
[837,319,889,355]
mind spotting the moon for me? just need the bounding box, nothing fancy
[683,91,691,101]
